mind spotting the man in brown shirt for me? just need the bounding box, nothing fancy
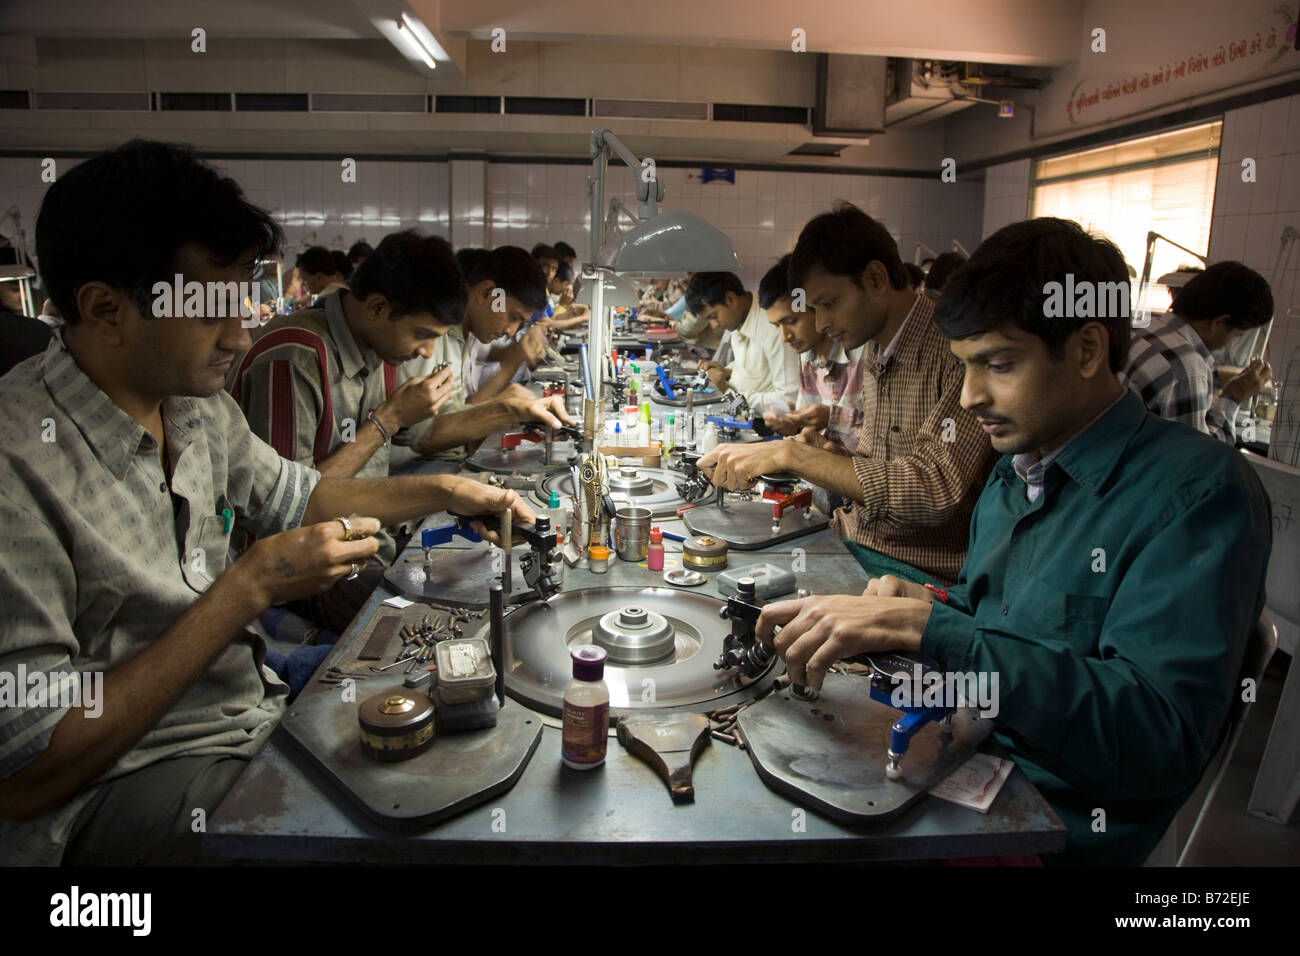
[699,202,994,583]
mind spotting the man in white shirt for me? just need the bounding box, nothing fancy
[685,271,800,413]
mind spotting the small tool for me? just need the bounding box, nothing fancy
[863,651,956,780]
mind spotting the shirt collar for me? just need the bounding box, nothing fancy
[865,293,928,373]
[732,294,763,341]
[322,290,380,380]
[1002,388,1143,496]
[41,327,205,480]
[802,341,851,368]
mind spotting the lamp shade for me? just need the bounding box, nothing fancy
[595,209,738,276]
[576,271,640,309]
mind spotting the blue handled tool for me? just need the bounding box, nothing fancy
[655,364,677,400]
[863,652,955,780]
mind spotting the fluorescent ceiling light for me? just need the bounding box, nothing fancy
[400,13,445,65]
[397,20,436,70]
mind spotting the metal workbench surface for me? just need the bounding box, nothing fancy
[206,468,1067,864]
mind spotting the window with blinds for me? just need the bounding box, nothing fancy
[1031,122,1221,303]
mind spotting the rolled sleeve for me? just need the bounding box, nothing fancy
[0,494,79,779]
[219,391,321,536]
[236,356,324,467]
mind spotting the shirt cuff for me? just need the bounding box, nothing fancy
[919,600,978,671]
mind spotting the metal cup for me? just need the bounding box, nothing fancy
[613,506,652,561]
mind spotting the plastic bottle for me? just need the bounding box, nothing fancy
[613,421,623,446]
[562,645,610,770]
[647,526,665,571]
[664,414,676,456]
[699,422,719,454]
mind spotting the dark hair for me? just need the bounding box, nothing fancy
[555,259,574,284]
[331,250,352,280]
[924,252,966,292]
[1171,261,1273,329]
[349,230,465,325]
[903,263,925,288]
[35,139,282,325]
[296,245,337,276]
[466,245,549,312]
[934,217,1132,371]
[455,246,489,277]
[788,201,907,291]
[685,272,745,316]
[347,240,373,265]
[531,243,560,264]
[553,241,576,260]
[758,255,794,310]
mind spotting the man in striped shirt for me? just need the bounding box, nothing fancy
[234,238,571,631]
[1121,261,1273,444]
[699,203,995,584]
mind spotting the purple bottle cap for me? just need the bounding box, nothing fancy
[571,644,607,681]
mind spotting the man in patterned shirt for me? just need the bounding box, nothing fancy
[0,140,532,865]
[1122,261,1273,443]
[699,203,996,584]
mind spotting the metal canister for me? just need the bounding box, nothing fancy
[613,506,652,561]
[358,690,436,762]
[682,534,728,572]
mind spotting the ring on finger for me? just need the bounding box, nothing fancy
[346,562,360,581]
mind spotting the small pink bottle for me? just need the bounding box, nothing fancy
[647,526,664,571]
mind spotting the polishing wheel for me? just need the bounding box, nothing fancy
[682,534,728,572]
[504,586,780,718]
[358,690,436,761]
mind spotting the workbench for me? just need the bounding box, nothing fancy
[206,451,1068,863]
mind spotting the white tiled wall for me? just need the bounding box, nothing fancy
[0,156,450,266]
[1209,94,1300,376]
[478,162,984,290]
[980,159,1032,240]
[0,156,983,291]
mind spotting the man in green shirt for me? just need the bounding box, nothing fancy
[756,218,1271,865]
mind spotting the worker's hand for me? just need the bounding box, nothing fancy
[864,575,935,602]
[698,441,788,490]
[756,594,932,692]
[378,366,456,429]
[762,409,801,436]
[703,363,731,391]
[233,516,383,608]
[514,325,548,367]
[441,479,536,545]
[792,426,848,454]
[504,390,577,429]
[1222,359,1273,403]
